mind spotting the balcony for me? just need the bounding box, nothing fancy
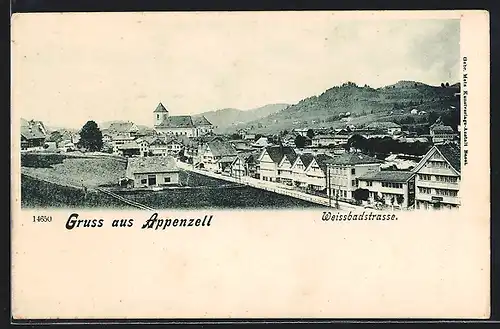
[415,192,460,205]
[416,180,460,190]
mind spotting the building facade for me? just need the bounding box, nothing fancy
[126,156,180,188]
[325,153,383,201]
[413,143,461,210]
[153,102,214,137]
[357,171,415,209]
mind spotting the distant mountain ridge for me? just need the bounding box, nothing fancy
[194,103,290,132]
[239,80,460,133]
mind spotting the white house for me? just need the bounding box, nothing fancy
[257,146,297,182]
[200,140,237,172]
[277,152,298,186]
[291,153,315,189]
[429,124,456,144]
[311,134,337,147]
[304,154,333,191]
[126,156,180,188]
[325,153,384,201]
[413,143,461,210]
[358,171,415,209]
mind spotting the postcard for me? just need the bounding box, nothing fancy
[11,10,490,320]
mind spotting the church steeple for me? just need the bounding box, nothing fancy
[154,102,169,126]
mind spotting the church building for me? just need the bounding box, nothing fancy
[153,102,214,137]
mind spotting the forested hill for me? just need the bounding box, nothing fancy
[240,80,460,133]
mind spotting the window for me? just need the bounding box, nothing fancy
[351,168,355,175]
[435,175,458,183]
[366,181,373,187]
[419,174,432,181]
[351,180,357,187]
[418,187,432,194]
[157,114,160,120]
[164,177,171,183]
[382,182,403,188]
[435,189,458,197]
[141,179,147,184]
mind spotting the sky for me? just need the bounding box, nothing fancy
[12,12,461,129]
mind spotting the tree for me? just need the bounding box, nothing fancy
[78,121,103,152]
[306,129,315,139]
[295,135,307,148]
[396,194,404,206]
[353,188,369,202]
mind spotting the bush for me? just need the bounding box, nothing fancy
[21,153,65,168]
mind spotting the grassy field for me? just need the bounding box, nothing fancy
[21,175,133,209]
[21,155,127,188]
[117,171,323,209]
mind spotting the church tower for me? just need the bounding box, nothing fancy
[154,102,169,127]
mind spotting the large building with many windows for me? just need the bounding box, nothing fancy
[413,143,461,210]
[153,102,214,137]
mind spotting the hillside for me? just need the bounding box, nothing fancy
[239,81,460,134]
[195,103,289,133]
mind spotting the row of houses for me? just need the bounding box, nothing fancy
[250,142,461,210]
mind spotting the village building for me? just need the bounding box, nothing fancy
[311,134,337,147]
[276,151,299,186]
[293,128,309,137]
[153,102,214,137]
[429,124,456,144]
[111,134,136,155]
[257,146,297,182]
[20,119,47,150]
[148,136,183,157]
[251,136,271,148]
[291,153,315,189]
[107,121,139,138]
[412,143,461,210]
[199,140,237,172]
[366,122,402,135]
[357,171,416,209]
[117,141,141,157]
[126,156,180,188]
[304,154,333,191]
[230,151,259,179]
[325,153,384,201]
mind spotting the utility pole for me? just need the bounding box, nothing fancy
[328,166,332,207]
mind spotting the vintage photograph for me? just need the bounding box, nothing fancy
[17,14,461,211]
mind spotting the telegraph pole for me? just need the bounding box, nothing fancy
[328,166,332,207]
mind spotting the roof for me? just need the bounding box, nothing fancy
[192,116,213,126]
[265,146,297,164]
[313,134,335,140]
[298,153,315,168]
[21,126,46,140]
[127,156,178,174]
[154,102,169,113]
[326,153,384,166]
[118,141,140,150]
[108,122,137,133]
[207,140,237,157]
[314,153,334,173]
[218,155,238,163]
[157,116,195,128]
[435,143,461,173]
[367,122,401,129]
[431,125,454,133]
[358,170,415,183]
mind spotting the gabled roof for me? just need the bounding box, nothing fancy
[314,153,334,173]
[127,156,178,174]
[435,143,461,173]
[325,153,384,166]
[154,102,169,113]
[431,125,454,133]
[218,155,238,163]
[358,170,415,183]
[412,143,461,174]
[193,116,213,126]
[264,146,297,164]
[296,153,315,168]
[157,116,195,128]
[21,126,46,140]
[207,140,237,157]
